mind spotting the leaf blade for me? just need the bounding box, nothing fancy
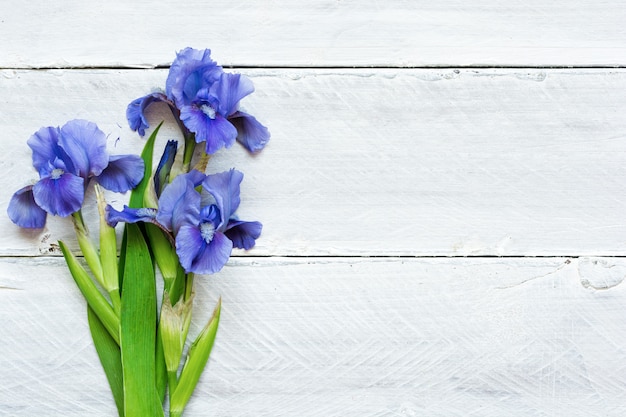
[88,306,124,417]
[120,224,163,417]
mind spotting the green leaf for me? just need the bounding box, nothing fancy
[59,240,119,345]
[124,123,168,405]
[88,306,124,417]
[155,323,167,404]
[129,121,163,209]
[169,298,221,417]
[120,224,163,417]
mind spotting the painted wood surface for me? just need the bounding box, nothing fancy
[1,2,625,416]
[1,1,626,68]
[1,69,625,257]
[2,257,626,416]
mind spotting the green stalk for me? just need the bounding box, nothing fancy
[59,240,120,345]
[71,211,104,287]
[95,184,121,315]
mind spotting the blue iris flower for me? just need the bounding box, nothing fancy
[106,169,262,275]
[126,47,270,154]
[7,119,145,228]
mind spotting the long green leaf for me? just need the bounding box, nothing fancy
[169,299,221,417]
[129,121,163,209]
[59,241,119,345]
[120,224,163,417]
[88,306,124,417]
[126,123,168,404]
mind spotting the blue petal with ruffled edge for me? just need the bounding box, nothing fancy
[180,105,237,154]
[58,120,109,178]
[27,126,76,177]
[126,92,170,136]
[7,186,48,228]
[224,220,262,250]
[96,154,145,193]
[33,173,85,217]
[165,48,223,107]
[105,205,158,228]
[229,111,271,153]
[210,72,255,116]
[202,169,243,230]
[175,224,233,274]
[156,172,202,234]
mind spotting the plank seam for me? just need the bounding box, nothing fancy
[2,65,626,71]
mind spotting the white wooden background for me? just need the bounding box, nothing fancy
[1,1,626,416]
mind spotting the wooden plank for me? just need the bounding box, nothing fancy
[1,69,625,257]
[1,256,625,416]
[1,1,626,68]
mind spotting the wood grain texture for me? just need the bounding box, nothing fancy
[1,69,625,256]
[1,257,625,416]
[1,1,625,68]
[2,3,624,413]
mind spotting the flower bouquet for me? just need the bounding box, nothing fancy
[7,47,269,417]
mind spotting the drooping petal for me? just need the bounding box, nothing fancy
[209,72,255,117]
[126,92,169,136]
[27,126,75,177]
[58,119,109,178]
[224,220,262,250]
[176,225,233,274]
[229,111,271,153]
[105,205,158,227]
[166,48,223,107]
[7,185,48,228]
[156,174,201,234]
[179,105,237,154]
[32,173,85,217]
[202,169,243,229]
[96,154,145,193]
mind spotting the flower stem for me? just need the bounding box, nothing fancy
[59,241,120,345]
[95,184,121,316]
[184,273,195,302]
[168,370,179,405]
[71,211,105,287]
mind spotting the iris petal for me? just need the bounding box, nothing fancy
[156,174,201,234]
[127,93,169,136]
[179,106,237,154]
[105,205,158,228]
[58,119,109,178]
[183,169,207,188]
[202,169,243,229]
[229,111,271,153]
[176,226,233,274]
[225,220,262,250]
[33,173,84,217]
[166,48,222,107]
[7,186,47,228]
[27,126,75,177]
[96,154,145,193]
[210,73,255,117]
